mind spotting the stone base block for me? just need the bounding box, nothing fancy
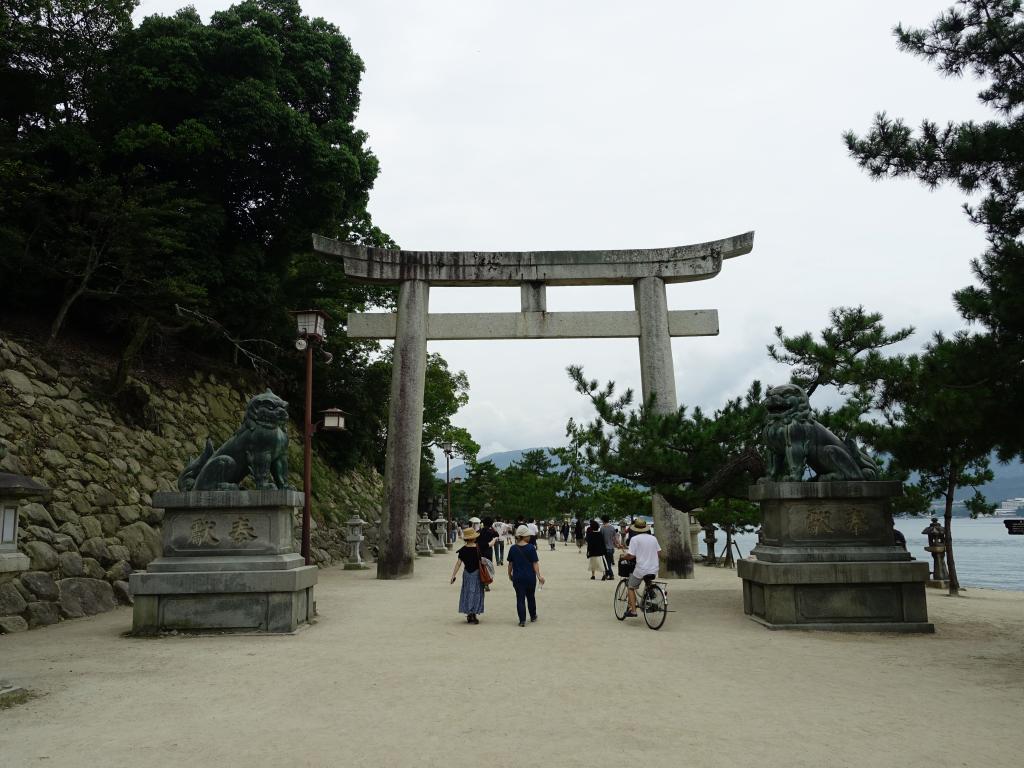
[343,563,369,571]
[129,562,316,635]
[0,551,30,573]
[738,559,933,633]
[416,550,433,557]
[927,579,950,589]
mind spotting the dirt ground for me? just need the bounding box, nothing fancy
[1,541,1022,768]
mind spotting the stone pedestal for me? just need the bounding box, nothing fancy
[737,482,932,633]
[130,490,317,635]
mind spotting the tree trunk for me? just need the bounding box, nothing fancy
[48,275,92,346]
[944,473,961,596]
[110,316,154,396]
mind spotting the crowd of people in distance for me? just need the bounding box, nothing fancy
[449,514,660,626]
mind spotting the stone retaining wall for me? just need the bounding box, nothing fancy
[0,335,383,633]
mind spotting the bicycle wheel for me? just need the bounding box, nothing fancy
[642,584,667,630]
[613,579,630,620]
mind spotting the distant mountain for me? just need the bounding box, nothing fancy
[438,448,557,480]
[957,458,1024,504]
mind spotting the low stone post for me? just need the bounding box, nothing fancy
[344,516,369,570]
[416,515,433,557]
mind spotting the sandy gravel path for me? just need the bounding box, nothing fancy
[1,542,1022,768]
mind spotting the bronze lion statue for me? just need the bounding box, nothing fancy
[762,384,878,482]
[178,390,293,492]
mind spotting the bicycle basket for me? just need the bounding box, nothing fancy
[617,557,636,577]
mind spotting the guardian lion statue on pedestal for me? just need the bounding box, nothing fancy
[762,384,879,482]
[178,390,293,491]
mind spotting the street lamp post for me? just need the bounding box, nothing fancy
[292,309,346,565]
[440,441,454,548]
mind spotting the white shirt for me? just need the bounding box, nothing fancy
[628,534,661,578]
[526,522,539,536]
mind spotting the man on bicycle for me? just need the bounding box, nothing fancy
[619,518,661,618]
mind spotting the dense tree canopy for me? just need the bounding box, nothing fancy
[0,1,476,478]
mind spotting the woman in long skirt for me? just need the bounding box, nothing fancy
[450,527,485,624]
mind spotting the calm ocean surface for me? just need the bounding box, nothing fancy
[727,516,1024,591]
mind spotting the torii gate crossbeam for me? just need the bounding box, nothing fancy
[312,232,754,580]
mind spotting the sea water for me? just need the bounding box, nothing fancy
[727,516,1024,591]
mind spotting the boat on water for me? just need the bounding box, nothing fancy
[994,498,1024,517]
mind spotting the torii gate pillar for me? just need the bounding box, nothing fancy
[312,231,753,580]
[378,280,429,578]
[635,276,692,577]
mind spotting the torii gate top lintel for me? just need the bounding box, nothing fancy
[311,231,753,287]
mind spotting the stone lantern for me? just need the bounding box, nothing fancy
[344,516,369,570]
[416,514,433,557]
[0,458,51,703]
[0,468,50,576]
[922,517,949,586]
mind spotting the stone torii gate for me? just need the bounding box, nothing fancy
[312,231,754,579]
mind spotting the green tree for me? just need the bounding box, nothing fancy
[844,0,1024,455]
[769,306,913,437]
[494,449,562,523]
[566,364,766,577]
[1,0,387,380]
[873,336,998,595]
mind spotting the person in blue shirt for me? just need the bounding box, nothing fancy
[506,524,546,627]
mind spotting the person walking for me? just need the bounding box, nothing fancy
[450,528,486,624]
[492,518,507,565]
[574,518,586,552]
[506,524,545,626]
[560,521,570,546]
[585,520,606,580]
[599,515,619,581]
[526,518,539,546]
[477,517,499,591]
[547,522,558,551]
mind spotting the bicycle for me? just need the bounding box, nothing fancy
[613,570,669,630]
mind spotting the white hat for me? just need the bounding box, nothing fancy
[515,524,531,538]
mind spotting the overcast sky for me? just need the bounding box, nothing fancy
[141,1,992,459]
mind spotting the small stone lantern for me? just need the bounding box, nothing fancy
[922,517,949,585]
[416,514,434,557]
[0,467,50,575]
[344,516,369,570]
[0,459,50,702]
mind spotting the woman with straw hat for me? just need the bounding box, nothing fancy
[450,527,486,624]
[506,524,545,626]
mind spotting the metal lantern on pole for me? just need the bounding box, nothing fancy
[440,441,455,548]
[291,309,346,566]
[320,407,347,431]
